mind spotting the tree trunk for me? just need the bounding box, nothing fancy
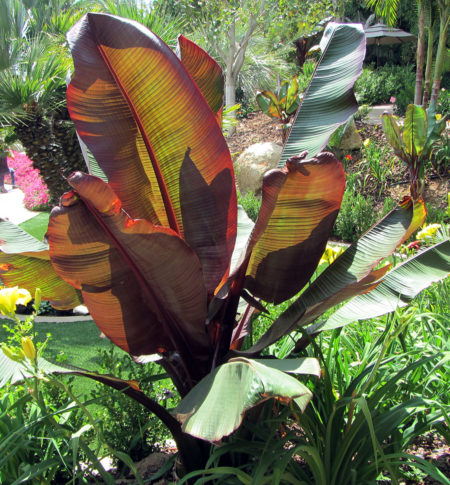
[225,73,237,108]
[414,1,425,105]
[13,107,86,206]
[430,2,449,108]
[422,19,435,107]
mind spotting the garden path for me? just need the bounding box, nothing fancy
[0,185,39,224]
[365,103,394,124]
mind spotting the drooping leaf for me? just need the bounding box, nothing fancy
[243,152,345,304]
[66,13,236,294]
[403,104,427,157]
[176,34,224,122]
[280,22,366,164]
[174,357,315,441]
[0,348,141,391]
[0,219,81,309]
[311,239,450,332]
[243,197,426,354]
[47,173,210,365]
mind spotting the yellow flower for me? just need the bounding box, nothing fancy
[319,244,345,265]
[435,113,442,121]
[21,337,36,361]
[417,223,441,240]
[363,138,371,147]
[0,287,32,315]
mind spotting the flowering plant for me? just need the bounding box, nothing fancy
[6,151,50,210]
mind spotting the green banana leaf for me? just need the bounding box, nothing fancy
[403,104,427,157]
[173,357,319,442]
[280,22,365,165]
[308,239,450,333]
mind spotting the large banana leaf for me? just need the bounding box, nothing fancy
[243,197,426,354]
[310,239,450,332]
[242,152,345,304]
[174,357,318,442]
[66,13,236,295]
[280,22,366,164]
[0,219,81,309]
[47,173,210,365]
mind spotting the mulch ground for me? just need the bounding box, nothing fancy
[227,111,448,210]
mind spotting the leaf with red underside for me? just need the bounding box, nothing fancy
[47,173,210,363]
[176,34,224,123]
[242,152,345,304]
[0,219,81,310]
[66,13,236,295]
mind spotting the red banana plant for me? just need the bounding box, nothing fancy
[2,14,448,472]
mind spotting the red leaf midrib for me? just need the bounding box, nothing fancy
[93,33,180,235]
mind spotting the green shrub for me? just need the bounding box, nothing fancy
[332,188,377,242]
[91,345,175,467]
[355,65,415,106]
[237,190,261,222]
[436,88,449,117]
[426,204,448,224]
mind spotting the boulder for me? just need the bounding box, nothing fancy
[234,142,283,196]
[338,118,362,151]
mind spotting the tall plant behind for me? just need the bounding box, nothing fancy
[1,14,449,474]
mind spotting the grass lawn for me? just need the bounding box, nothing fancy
[18,211,50,240]
[0,318,127,398]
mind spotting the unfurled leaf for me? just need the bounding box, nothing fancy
[311,239,450,332]
[281,22,366,164]
[67,13,236,295]
[243,152,345,304]
[47,173,210,365]
[174,357,314,441]
[0,219,81,309]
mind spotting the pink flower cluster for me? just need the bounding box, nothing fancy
[6,151,50,210]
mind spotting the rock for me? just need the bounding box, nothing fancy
[338,118,362,151]
[135,452,169,479]
[234,142,283,196]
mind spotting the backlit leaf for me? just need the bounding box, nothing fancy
[176,34,224,121]
[47,173,210,366]
[67,13,236,294]
[243,152,345,304]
